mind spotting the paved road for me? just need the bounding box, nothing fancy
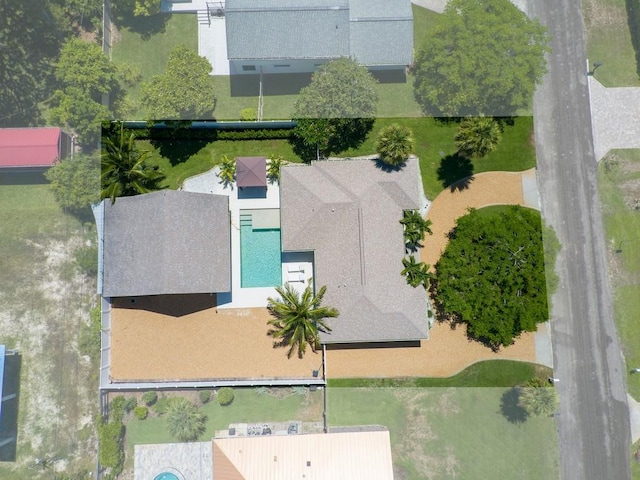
[529,1,631,479]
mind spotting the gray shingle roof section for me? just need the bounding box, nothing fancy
[225,0,413,65]
[280,158,428,344]
[102,190,231,297]
[225,0,350,60]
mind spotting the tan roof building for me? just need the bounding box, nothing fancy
[213,430,394,479]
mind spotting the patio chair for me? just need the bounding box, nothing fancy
[287,264,305,273]
[288,272,305,282]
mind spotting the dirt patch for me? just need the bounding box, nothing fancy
[619,178,640,210]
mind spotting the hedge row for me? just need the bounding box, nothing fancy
[99,420,124,478]
[102,124,293,142]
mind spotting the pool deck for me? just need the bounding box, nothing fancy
[182,167,311,308]
[135,442,212,480]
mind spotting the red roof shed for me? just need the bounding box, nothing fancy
[0,127,70,168]
[236,156,267,188]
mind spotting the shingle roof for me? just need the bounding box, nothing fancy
[280,158,428,344]
[102,190,231,297]
[0,127,62,168]
[236,156,267,187]
[225,0,350,60]
[225,0,413,65]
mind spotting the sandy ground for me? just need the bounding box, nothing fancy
[110,296,319,382]
[111,170,539,381]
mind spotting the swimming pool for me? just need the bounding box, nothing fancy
[154,473,179,480]
[240,214,282,288]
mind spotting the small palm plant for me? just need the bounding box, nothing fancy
[267,154,287,184]
[454,117,502,159]
[400,210,432,252]
[166,397,207,442]
[375,123,415,167]
[518,384,559,417]
[101,122,166,204]
[217,154,236,187]
[401,255,433,289]
[267,282,338,359]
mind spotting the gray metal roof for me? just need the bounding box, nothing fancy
[225,0,413,65]
[280,158,428,344]
[102,190,231,297]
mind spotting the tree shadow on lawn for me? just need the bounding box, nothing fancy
[112,12,169,41]
[626,0,640,78]
[149,138,212,166]
[437,153,474,191]
[500,387,527,424]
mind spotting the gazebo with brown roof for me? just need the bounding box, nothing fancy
[236,156,267,188]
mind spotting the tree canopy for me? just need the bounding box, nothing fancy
[141,45,216,120]
[412,0,550,116]
[454,117,503,158]
[44,153,100,213]
[376,124,415,167]
[290,58,378,160]
[432,206,557,349]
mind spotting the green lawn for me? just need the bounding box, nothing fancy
[584,0,640,87]
[597,150,640,400]
[125,388,323,456]
[138,115,535,197]
[329,360,552,388]
[329,387,560,480]
[111,14,199,118]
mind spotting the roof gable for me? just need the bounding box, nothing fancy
[0,127,62,168]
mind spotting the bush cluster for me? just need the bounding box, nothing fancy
[142,391,158,406]
[109,396,126,423]
[134,406,148,420]
[98,420,124,478]
[199,390,212,404]
[217,387,235,406]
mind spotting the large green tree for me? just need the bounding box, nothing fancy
[454,117,503,158]
[141,45,216,120]
[412,0,550,116]
[518,385,559,417]
[432,206,557,349]
[267,283,338,359]
[166,397,207,442]
[376,124,415,167]
[101,124,166,203]
[45,153,100,213]
[291,58,378,160]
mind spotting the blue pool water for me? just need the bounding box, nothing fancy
[240,219,282,288]
[154,473,179,480]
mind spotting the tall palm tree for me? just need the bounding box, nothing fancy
[216,154,236,187]
[267,282,338,359]
[518,385,559,417]
[401,255,433,289]
[166,397,207,442]
[101,123,166,204]
[454,117,502,159]
[400,210,432,252]
[267,154,287,184]
[375,123,415,167]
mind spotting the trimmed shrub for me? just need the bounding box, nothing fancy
[240,108,257,121]
[98,421,124,474]
[134,406,148,420]
[216,129,292,141]
[217,387,235,406]
[199,390,212,404]
[124,397,137,413]
[153,396,171,415]
[141,391,158,406]
[109,396,126,423]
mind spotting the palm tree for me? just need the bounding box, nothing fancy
[166,397,207,442]
[375,123,415,167]
[518,385,559,417]
[454,117,502,159]
[267,154,287,184]
[101,123,166,204]
[400,210,432,252]
[217,154,236,187]
[267,282,338,359]
[401,255,433,289]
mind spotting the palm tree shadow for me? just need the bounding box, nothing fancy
[500,387,527,423]
[373,158,406,172]
[437,153,474,191]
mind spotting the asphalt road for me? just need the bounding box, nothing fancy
[529,1,631,479]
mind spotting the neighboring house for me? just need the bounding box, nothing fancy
[224,0,413,75]
[0,127,71,169]
[280,159,429,345]
[135,429,394,479]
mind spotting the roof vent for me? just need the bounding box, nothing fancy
[307,461,311,467]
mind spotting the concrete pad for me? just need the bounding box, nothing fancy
[628,394,640,443]
[199,17,230,75]
[135,442,212,480]
[521,168,541,210]
[534,321,553,369]
[588,77,640,161]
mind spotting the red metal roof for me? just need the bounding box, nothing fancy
[0,127,62,168]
